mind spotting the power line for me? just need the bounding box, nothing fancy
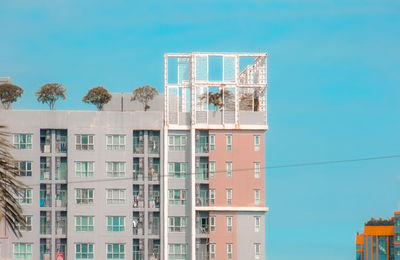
[22,154,400,187]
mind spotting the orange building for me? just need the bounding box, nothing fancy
[356,211,400,260]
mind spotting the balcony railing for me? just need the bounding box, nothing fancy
[196,143,209,153]
[55,159,67,181]
[133,223,144,235]
[196,196,209,206]
[196,225,209,235]
[40,223,51,235]
[133,249,144,260]
[56,221,67,235]
[133,195,144,208]
[148,138,160,154]
[133,170,144,181]
[148,222,160,235]
[196,170,209,181]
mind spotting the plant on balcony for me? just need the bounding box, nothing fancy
[199,89,233,111]
[131,85,158,111]
[0,83,24,109]
[0,126,26,237]
[36,83,66,110]
[82,86,112,111]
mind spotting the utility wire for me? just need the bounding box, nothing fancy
[22,154,400,187]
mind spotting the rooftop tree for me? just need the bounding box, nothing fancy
[82,86,112,111]
[131,85,158,111]
[0,83,24,109]
[36,83,66,110]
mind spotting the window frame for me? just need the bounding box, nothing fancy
[227,216,233,232]
[226,135,232,151]
[226,161,232,177]
[254,162,260,179]
[209,189,215,205]
[254,135,260,151]
[13,134,33,150]
[210,216,216,232]
[75,134,94,151]
[75,188,94,205]
[106,161,126,177]
[255,216,261,232]
[106,216,125,232]
[106,189,126,205]
[255,243,261,259]
[227,243,233,259]
[255,189,261,205]
[209,161,215,178]
[168,162,187,178]
[75,243,94,259]
[13,242,33,259]
[168,135,188,151]
[19,188,32,205]
[75,161,95,178]
[168,244,187,259]
[75,216,94,232]
[226,189,232,205]
[106,134,126,151]
[18,161,32,177]
[210,243,216,259]
[168,189,187,205]
[209,135,215,150]
[168,216,187,232]
[16,215,32,232]
[106,243,125,259]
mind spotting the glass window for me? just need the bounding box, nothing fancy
[18,161,32,177]
[75,216,94,232]
[227,216,233,232]
[226,135,232,150]
[168,244,187,259]
[106,135,126,150]
[227,243,233,259]
[75,189,94,205]
[226,189,232,205]
[226,162,232,177]
[255,217,261,232]
[107,243,125,259]
[168,135,187,151]
[168,163,187,178]
[254,135,260,151]
[168,217,187,232]
[106,162,126,177]
[75,243,94,259]
[75,135,94,151]
[255,243,261,259]
[209,162,215,178]
[16,215,32,232]
[254,162,260,179]
[106,189,125,205]
[255,190,260,205]
[107,216,125,232]
[210,189,215,205]
[13,134,32,150]
[18,189,32,204]
[168,189,186,205]
[13,243,32,259]
[209,135,215,150]
[210,216,216,232]
[210,243,216,259]
[75,162,94,177]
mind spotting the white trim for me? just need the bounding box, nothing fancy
[195,206,269,212]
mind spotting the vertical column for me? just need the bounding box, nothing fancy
[162,127,169,260]
[234,55,239,125]
[144,132,149,260]
[190,128,196,260]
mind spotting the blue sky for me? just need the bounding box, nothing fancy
[1,0,400,259]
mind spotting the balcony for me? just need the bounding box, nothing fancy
[148,131,160,154]
[40,211,51,235]
[133,212,144,235]
[196,239,209,260]
[40,157,51,180]
[133,239,144,260]
[148,212,160,236]
[55,130,67,153]
[133,131,144,154]
[133,185,144,208]
[148,185,160,209]
[148,239,160,260]
[55,239,67,259]
[40,184,52,207]
[196,160,209,182]
[133,158,144,181]
[196,184,209,206]
[56,184,67,207]
[55,157,67,181]
[148,158,160,182]
[55,211,67,235]
[40,238,51,260]
[196,130,209,154]
[40,129,52,153]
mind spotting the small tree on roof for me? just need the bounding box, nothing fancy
[82,86,112,111]
[0,83,24,109]
[131,85,158,111]
[36,83,66,110]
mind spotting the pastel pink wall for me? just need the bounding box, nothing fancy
[209,212,237,260]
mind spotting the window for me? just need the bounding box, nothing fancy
[168,163,187,178]
[210,216,216,232]
[13,134,32,150]
[106,162,126,177]
[254,162,260,179]
[18,189,32,204]
[210,243,216,259]
[226,135,232,150]
[226,162,232,177]
[227,216,232,232]
[227,243,233,259]
[226,189,232,205]
[106,135,126,150]
[75,243,94,259]
[75,134,94,151]
[168,190,187,205]
[107,216,125,232]
[75,216,94,232]
[168,135,187,151]
[168,217,187,232]
[255,217,261,232]
[13,243,32,259]
[254,135,260,151]
[396,247,400,256]
[16,216,32,232]
[254,243,261,259]
[106,189,125,204]
[75,162,94,177]
[168,244,187,259]
[75,189,94,204]
[210,189,215,205]
[255,189,260,205]
[209,162,215,178]
[18,161,32,177]
[209,135,215,150]
[107,243,125,259]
